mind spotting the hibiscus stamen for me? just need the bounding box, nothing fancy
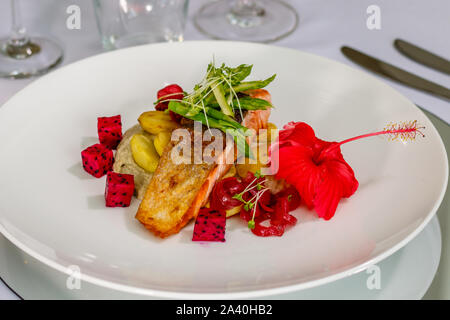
[323,120,425,156]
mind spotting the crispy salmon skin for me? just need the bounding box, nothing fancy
[135,139,215,238]
[136,89,271,238]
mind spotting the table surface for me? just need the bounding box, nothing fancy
[0,0,449,300]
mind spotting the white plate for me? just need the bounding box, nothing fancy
[0,216,441,299]
[0,41,447,299]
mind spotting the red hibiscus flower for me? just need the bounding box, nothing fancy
[271,121,424,220]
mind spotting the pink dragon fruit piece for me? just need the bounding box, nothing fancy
[97,115,123,149]
[81,143,114,178]
[192,208,226,242]
[105,171,135,207]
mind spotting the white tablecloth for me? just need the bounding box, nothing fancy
[0,0,449,300]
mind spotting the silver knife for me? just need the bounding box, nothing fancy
[394,39,450,75]
[341,46,450,100]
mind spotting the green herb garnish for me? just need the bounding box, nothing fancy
[166,60,276,159]
[231,171,269,230]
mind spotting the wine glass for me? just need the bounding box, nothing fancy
[0,0,63,79]
[93,0,189,50]
[194,0,299,43]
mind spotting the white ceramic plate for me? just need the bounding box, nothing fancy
[0,41,447,299]
[0,216,441,299]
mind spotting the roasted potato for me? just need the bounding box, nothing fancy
[257,122,278,145]
[236,139,269,178]
[154,131,172,156]
[221,165,237,179]
[266,122,278,143]
[130,133,160,173]
[226,205,242,218]
[138,111,178,135]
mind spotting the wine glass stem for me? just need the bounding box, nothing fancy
[228,0,265,28]
[4,0,41,59]
[10,0,29,46]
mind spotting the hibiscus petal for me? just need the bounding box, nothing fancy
[275,146,321,209]
[279,122,317,148]
[325,158,359,198]
[314,159,359,220]
[314,175,342,220]
[315,140,346,163]
[274,121,359,221]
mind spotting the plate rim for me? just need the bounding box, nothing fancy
[0,216,442,299]
[0,40,448,298]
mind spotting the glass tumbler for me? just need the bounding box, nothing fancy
[93,0,189,50]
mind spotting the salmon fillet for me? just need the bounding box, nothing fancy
[135,89,271,238]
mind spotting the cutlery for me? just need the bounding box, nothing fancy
[341,46,450,100]
[394,39,450,75]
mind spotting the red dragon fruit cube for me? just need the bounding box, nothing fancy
[105,172,135,207]
[192,208,226,242]
[97,115,123,149]
[155,84,184,123]
[81,143,114,178]
[155,84,184,111]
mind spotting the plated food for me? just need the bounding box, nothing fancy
[81,62,286,240]
[1,41,447,296]
[80,60,426,243]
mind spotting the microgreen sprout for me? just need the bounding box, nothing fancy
[231,171,270,230]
